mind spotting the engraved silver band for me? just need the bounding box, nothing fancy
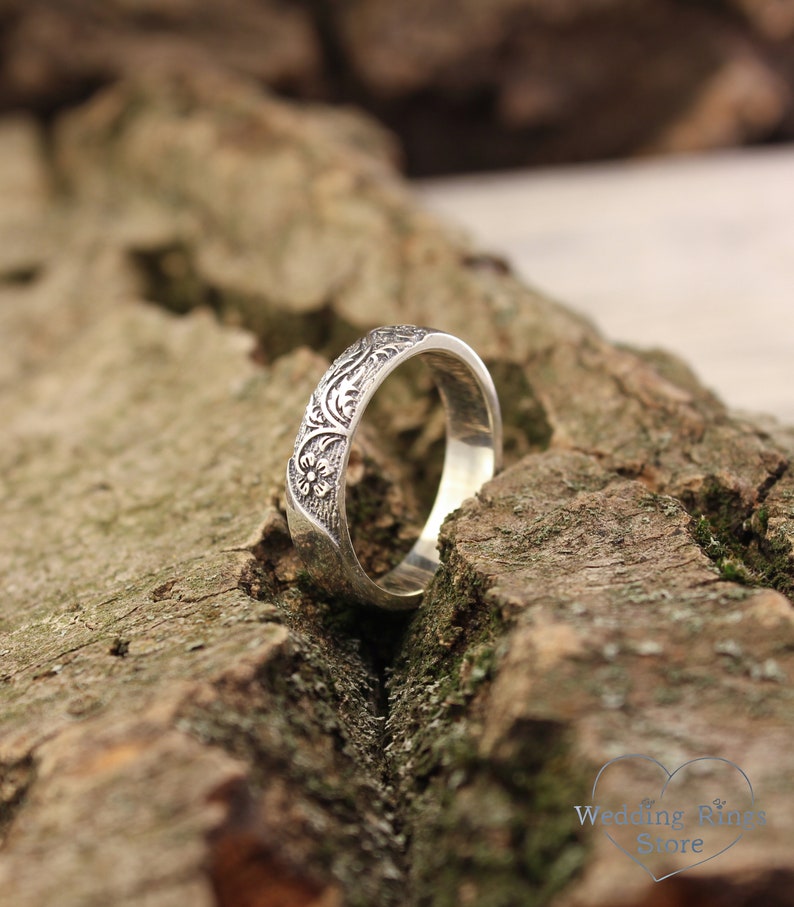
[285,325,502,610]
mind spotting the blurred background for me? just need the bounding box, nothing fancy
[1,0,792,418]
[3,0,794,174]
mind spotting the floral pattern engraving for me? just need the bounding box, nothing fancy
[287,326,428,539]
[294,451,333,499]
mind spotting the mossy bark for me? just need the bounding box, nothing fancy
[0,75,792,906]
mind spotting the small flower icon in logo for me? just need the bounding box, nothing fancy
[296,451,333,499]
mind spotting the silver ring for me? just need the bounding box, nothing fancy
[285,325,502,610]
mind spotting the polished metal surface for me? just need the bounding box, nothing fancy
[285,325,502,610]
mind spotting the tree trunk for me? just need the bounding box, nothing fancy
[1,72,792,907]
[1,0,793,174]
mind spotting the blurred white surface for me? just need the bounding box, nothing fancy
[417,149,794,424]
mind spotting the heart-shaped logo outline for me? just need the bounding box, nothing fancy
[591,754,755,882]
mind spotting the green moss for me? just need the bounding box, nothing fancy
[698,477,746,538]
[691,514,756,586]
[692,515,727,559]
[408,723,591,907]
[685,479,793,596]
[386,533,595,905]
[718,558,750,584]
[654,686,683,705]
[664,667,717,690]
[754,533,794,597]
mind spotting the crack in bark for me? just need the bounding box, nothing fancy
[683,458,792,594]
[0,755,36,848]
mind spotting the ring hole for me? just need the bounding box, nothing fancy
[345,358,444,580]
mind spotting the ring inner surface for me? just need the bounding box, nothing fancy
[371,350,496,596]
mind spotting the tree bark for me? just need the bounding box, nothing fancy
[1,73,792,906]
[1,0,794,174]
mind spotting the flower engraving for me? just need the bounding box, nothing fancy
[295,451,334,499]
[290,327,429,522]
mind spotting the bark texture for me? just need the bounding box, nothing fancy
[1,0,794,173]
[1,74,793,906]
